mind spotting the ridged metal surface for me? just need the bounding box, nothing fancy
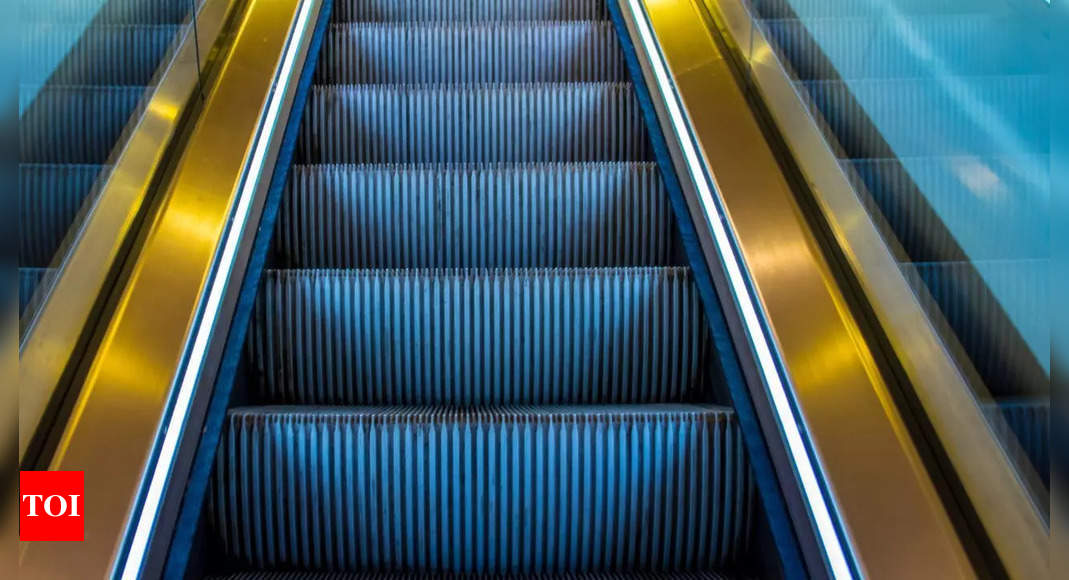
[750,0,1010,19]
[332,0,608,23]
[19,268,52,315]
[277,163,681,269]
[248,268,712,405]
[295,84,652,164]
[907,260,1048,396]
[316,23,625,84]
[211,405,753,572]
[800,76,1048,158]
[20,85,145,163]
[762,16,1044,80]
[24,25,182,86]
[19,0,191,24]
[19,164,106,267]
[989,399,1049,483]
[847,156,1048,262]
[209,571,736,579]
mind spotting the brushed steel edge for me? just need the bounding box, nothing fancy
[18,0,239,463]
[704,0,1049,577]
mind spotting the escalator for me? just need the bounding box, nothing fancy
[191,1,769,578]
[18,1,1050,578]
[19,0,190,316]
[749,0,1049,486]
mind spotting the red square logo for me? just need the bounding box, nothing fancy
[20,471,84,541]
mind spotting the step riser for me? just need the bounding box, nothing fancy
[212,573,733,579]
[764,18,1045,79]
[316,24,625,84]
[21,86,144,164]
[751,0,1012,19]
[24,26,181,86]
[20,0,190,24]
[20,164,106,266]
[19,268,51,315]
[212,407,753,571]
[295,85,652,164]
[801,77,1048,158]
[278,164,681,269]
[332,0,608,23]
[248,269,712,405]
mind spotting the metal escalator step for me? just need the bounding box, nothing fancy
[209,572,737,579]
[761,16,1045,80]
[24,25,183,86]
[333,0,608,23]
[845,156,1048,263]
[295,84,652,164]
[19,164,107,267]
[247,268,713,405]
[799,76,1048,158]
[277,163,681,269]
[904,260,1048,397]
[19,0,191,24]
[316,22,625,84]
[750,0,1012,19]
[211,405,752,572]
[19,268,53,315]
[988,398,1049,484]
[20,85,145,164]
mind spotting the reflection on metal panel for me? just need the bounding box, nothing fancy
[17,0,315,577]
[621,0,977,576]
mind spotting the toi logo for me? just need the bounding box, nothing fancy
[20,471,84,541]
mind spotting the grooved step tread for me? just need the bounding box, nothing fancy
[23,24,183,86]
[20,85,146,164]
[19,164,107,267]
[317,22,625,83]
[210,571,737,579]
[248,268,713,405]
[295,83,652,164]
[211,405,752,572]
[331,0,609,23]
[278,162,681,269]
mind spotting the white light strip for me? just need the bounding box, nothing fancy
[624,1,853,577]
[117,1,315,577]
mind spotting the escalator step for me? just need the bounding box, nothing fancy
[20,85,145,164]
[277,163,681,269]
[906,260,1048,397]
[24,25,183,86]
[846,156,1048,263]
[333,0,608,23]
[209,572,737,579]
[211,405,752,572]
[295,84,652,164]
[20,164,107,267]
[990,398,1049,483]
[317,23,625,84]
[750,0,1012,19]
[248,268,712,405]
[19,268,52,315]
[761,16,1045,80]
[19,0,191,25]
[800,76,1048,158]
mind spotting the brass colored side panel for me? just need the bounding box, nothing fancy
[17,1,305,577]
[631,0,976,576]
[702,1,1049,577]
[18,0,236,464]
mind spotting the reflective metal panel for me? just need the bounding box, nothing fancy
[701,0,1049,577]
[16,0,313,577]
[18,0,237,463]
[620,0,976,576]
